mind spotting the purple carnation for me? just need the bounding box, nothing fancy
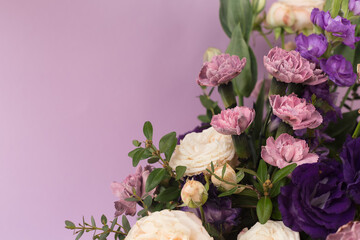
[340,136,360,204]
[311,8,360,49]
[349,0,360,15]
[295,33,328,63]
[320,55,357,87]
[278,160,356,239]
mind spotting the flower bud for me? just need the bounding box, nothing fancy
[357,64,360,80]
[203,47,222,63]
[181,180,208,208]
[211,164,237,191]
[252,0,266,14]
[266,3,296,29]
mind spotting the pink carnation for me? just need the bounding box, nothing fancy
[211,106,255,135]
[197,54,247,87]
[303,67,328,86]
[269,94,323,130]
[264,47,314,84]
[110,165,154,216]
[327,221,360,240]
[261,133,319,168]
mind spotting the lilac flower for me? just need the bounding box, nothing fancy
[295,33,328,63]
[349,0,360,15]
[111,165,154,216]
[311,8,360,49]
[197,54,247,87]
[278,160,356,239]
[340,136,360,204]
[320,55,357,87]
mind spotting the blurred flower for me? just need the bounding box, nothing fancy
[261,133,318,168]
[126,210,214,240]
[327,221,360,240]
[340,136,360,204]
[311,8,360,48]
[181,180,208,208]
[320,55,357,87]
[305,67,328,85]
[252,0,266,13]
[349,0,360,16]
[269,94,323,130]
[284,41,297,51]
[279,160,356,239]
[266,0,325,31]
[170,127,236,176]
[237,220,300,240]
[264,47,319,84]
[111,165,154,217]
[197,54,247,87]
[203,47,222,63]
[295,33,328,63]
[211,164,238,191]
[211,106,255,135]
[357,64,360,79]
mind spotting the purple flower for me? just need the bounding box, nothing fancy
[320,55,357,87]
[111,165,154,216]
[340,136,360,204]
[311,8,360,49]
[197,54,247,87]
[278,160,356,239]
[295,33,328,63]
[349,0,360,15]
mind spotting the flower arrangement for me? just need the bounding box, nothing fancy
[65,0,360,239]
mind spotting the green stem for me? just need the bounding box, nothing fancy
[232,134,250,159]
[281,30,285,49]
[352,118,360,138]
[218,82,237,109]
[275,122,293,139]
[340,85,355,109]
[259,30,273,48]
[199,206,206,225]
[238,95,244,106]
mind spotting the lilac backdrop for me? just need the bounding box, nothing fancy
[0,0,275,239]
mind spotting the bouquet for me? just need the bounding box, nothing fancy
[65,0,360,239]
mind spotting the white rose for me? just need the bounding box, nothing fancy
[237,220,300,240]
[169,127,236,176]
[125,210,213,240]
[266,0,325,31]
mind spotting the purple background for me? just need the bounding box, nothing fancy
[0,0,281,239]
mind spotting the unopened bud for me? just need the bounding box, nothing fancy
[252,0,266,14]
[211,164,237,191]
[181,180,208,208]
[203,47,222,63]
[357,64,360,80]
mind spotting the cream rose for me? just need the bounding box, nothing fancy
[266,0,325,31]
[169,127,236,176]
[125,210,213,240]
[237,220,300,240]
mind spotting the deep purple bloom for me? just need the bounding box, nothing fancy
[340,136,360,204]
[311,8,360,49]
[349,0,360,15]
[320,55,357,87]
[295,33,328,63]
[182,175,240,233]
[278,160,356,239]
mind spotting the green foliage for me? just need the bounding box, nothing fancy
[271,163,297,184]
[257,160,268,183]
[145,168,167,192]
[155,186,181,202]
[159,132,177,160]
[256,196,273,224]
[253,80,265,138]
[331,0,343,18]
[143,121,153,140]
[175,166,187,180]
[122,215,131,233]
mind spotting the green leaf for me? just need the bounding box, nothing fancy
[122,215,131,233]
[128,148,141,158]
[341,0,349,17]
[159,132,177,160]
[219,0,253,41]
[198,114,211,123]
[101,215,107,225]
[147,157,160,164]
[222,164,227,178]
[137,208,148,216]
[145,168,166,192]
[256,196,273,224]
[175,166,187,180]
[75,230,84,240]
[236,170,245,183]
[91,216,96,227]
[65,220,75,229]
[226,24,254,97]
[155,186,181,202]
[211,162,215,172]
[132,140,141,147]
[253,80,265,138]
[248,46,258,94]
[270,177,289,198]
[143,195,153,207]
[331,0,343,18]
[324,0,332,11]
[143,121,153,140]
[257,159,268,183]
[353,42,360,72]
[272,163,297,184]
[274,27,282,40]
[218,187,238,197]
[124,197,138,202]
[271,200,282,220]
[132,148,145,167]
[199,95,217,110]
[110,217,117,230]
